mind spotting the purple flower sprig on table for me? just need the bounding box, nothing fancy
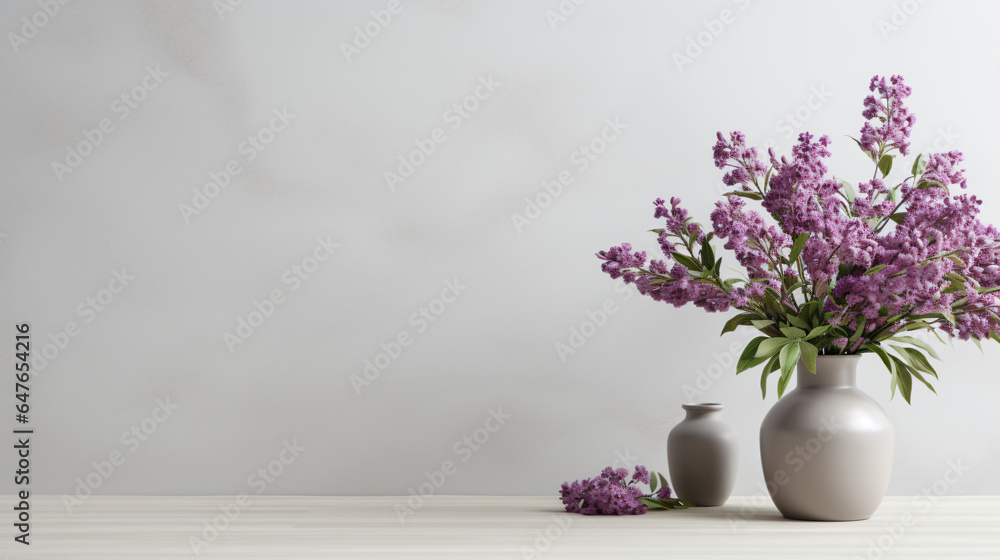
[597,75,1000,405]
[559,465,692,515]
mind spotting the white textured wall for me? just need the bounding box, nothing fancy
[1,0,998,501]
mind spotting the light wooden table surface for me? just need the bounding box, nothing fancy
[3,495,998,559]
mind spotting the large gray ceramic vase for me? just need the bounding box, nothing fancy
[667,403,738,506]
[759,355,893,521]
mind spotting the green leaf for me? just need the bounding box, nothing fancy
[911,153,924,176]
[972,337,983,353]
[940,308,957,326]
[638,497,692,510]
[804,325,830,340]
[890,356,914,404]
[867,344,893,371]
[916,179,946,191]
[756,337,791,358]
[700,242,716,270]
[786,314,810,330]
[721,313,760,336]
[889,212,907,224]
[896,319,934,332]
[737,337,771,374]
[848,136,874,161]
[637,497,666,509]
[977,286,1000,295]
[786,281,807,293]
[836,178,856,204]
[798,341,818,374]
[672,253,701,271]
[887,336,941,361]
[800,300,821,325]
[878,154,894,177]
[866,345,898,400]
[895,356,936,394]
[789,233,810,263]
[780,326,807,340]
[776,343,801,398]
[891,345,937,378]
[931,328,950,346]
[722,191,764,201]
[658,472,668,493]
[763,289,784,320]
[650,472,659,493]
[760,354,780,399]
[863,264,887,275]
[848,317,867,346]
[751,319,775,330]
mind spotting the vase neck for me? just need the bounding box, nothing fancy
[682,402,724,420]
[797,356,860,389]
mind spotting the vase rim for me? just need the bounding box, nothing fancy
[682,402,723,411]
[815,354,863,359]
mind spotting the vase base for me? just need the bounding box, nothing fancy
[781,513,872,522]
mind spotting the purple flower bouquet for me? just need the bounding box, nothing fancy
[559,465,691,515]
[597,76,1000,403]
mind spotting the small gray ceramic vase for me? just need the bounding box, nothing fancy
[759,355,893,521]
[666,403,738,506]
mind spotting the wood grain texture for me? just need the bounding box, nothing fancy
[3,495,998,559]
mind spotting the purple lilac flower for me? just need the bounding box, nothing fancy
[713,131,768,191]
[559,465,672,516]
[859,75,916,157]
[711,194,789,281]
[595,243,646,284]
[597,75,1000,348]
[853,179,896,219]
[631,465,650,485]
[922,151,968,190]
